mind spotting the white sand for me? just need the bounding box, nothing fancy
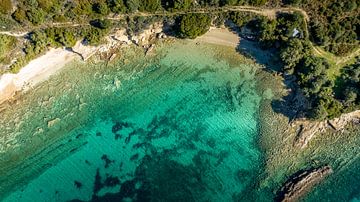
[0,28,240,104]
[196,27,240,48]
[0,48,80,104]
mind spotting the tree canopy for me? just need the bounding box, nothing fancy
[179,13,211,39]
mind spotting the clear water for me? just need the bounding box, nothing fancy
[0,41,265,201]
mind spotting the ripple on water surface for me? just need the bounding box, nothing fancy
[1,41,264,201]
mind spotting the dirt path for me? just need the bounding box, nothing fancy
[0,31,28,37]
[313,46,360,66]
[1,6,311,37]
[1,6,357,66]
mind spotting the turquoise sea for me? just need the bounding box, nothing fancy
[1,40,359,202]
[0,41,266,201]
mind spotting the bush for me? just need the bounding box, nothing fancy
[0,34,16,62]
[280,38,312,72]
[125,0,140,12]
[228,11,255,27]
[107,0,126,13]
[139,0,161,12]
[179,13,211,39]
[26,8,46,25]
[0,0,12,14]
[12,8,27,23]
[45,28,77,47]
[93,2,110,15]
[84,28,109,45]
[162,0,193,11]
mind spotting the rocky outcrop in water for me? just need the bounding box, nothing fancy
[292,110,360,148]
[275,166,333,202]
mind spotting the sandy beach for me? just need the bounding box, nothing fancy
[0,28,240,104]
[0,48,80,104]
[196,27,240,48]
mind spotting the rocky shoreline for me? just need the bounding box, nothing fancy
[276,166,333,202]
[291,110,360,148]
[0,23,166,105]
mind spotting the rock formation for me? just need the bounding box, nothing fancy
[276,166,333,202]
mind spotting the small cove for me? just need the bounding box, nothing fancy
[1,41,270,201]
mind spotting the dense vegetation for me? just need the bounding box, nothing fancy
[2,0,358,56]
[336,58,360,112]
[0,34,16,64]
[0,0,12,14]
[0,0,359,120]
[229,9,358,120]
[178,14,211,39]
[284,0,359,56]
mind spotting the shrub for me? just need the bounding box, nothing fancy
[162,0,193,11]
[93,2,110,15]
[139,0,161,12]
[125,0,140,12]
[26,8,46,25]
[84,28,109,45]
[45,28,77,47]
[0,34,16,62]
[12,8,27,23]
[0,0,12,14]
[179,13,211,39]
[107,0,126,13]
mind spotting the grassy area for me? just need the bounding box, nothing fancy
[313,46,360,80]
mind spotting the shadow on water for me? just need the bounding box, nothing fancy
[225,23,304,121]
[69,153,207,202]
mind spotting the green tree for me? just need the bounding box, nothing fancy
[26,8,46,25]
[198,0,220,6]
[220,0,239,6]
[0,34,16,62]
[0,0,12,14]
[257,17,277,46]
[343,87,358,105]
[93,2,110,15]
[179,13,211,39]
[163,0,193,11]
[45,28,77,47]
[12,8,27,23]
[125,0,140,12]
[26,30,49,55]
[139,0,161,12]
[280,38,312,72]
[84,28,109,45]
[248,0,267,6]
[282,0,302,5]
[107,0,126,13]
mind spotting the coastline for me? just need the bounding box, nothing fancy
[0,37,262,201]
[0,27,241,105]
[0,48,80,104]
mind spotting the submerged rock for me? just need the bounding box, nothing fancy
[276,166,333,202]
[74,181,82,189]
[47,118,60,128]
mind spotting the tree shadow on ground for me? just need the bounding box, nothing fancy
[225,22,282,73]
[225,22,305,121]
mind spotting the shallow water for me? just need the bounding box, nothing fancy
[1,41,266,201]
[2,39,360,202]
